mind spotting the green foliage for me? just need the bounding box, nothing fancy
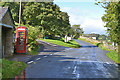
[97,43,111,51]
[27,26,40,50]
[39,38,80,48]
[15,23,40,52]
[0,2,23,23]
[1,2,71,37]
[96,1,120,56]
[107,51,120,63]
[101,2,120,44]
[28,46,40,55]
[23,2,70,37]
[70,25,84,39]
[2,59,27,78]
[78,37,120,63]
[98,34,109,40]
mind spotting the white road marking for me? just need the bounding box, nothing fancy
[72,66,77,74]
[27,61,34,64]
[68,67,71,69]
[76,74,80,79]
[36,58,41,60]
[44,56,47,57]
[65,48,72,51]
[77,60,117,65]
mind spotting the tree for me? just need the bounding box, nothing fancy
[0,2,71,38]
[0,2,20,22]
[23,2,70,38]
[96,1,120,56]
[0,2,27,24]
[71,25,84,39]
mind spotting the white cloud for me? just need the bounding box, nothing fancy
[60,7,107,34]
[81,17,107,34]
[69,14,107,34]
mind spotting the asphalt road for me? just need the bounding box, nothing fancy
[25,39,119,80]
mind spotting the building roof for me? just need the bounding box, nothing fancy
[0,7,9,22]
[0,7,15,28]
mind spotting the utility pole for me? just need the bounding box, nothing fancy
[19,0,21,27]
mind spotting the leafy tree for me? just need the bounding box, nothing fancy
[96,1,120,55]
[0,2,27,24]
[0,2,71,38]
[27,25,40,51]
[23,2,70,38]
[71,25,84,39]
[0,2,20,22]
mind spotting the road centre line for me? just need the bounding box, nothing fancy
[36,58,41,60]
[27,61,34,64]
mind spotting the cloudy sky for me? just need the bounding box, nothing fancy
[54,0,107,34]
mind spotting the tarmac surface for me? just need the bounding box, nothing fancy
[25,39,120,80]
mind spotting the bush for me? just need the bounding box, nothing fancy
[27,26,40,55]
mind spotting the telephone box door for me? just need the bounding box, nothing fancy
[16,26,27,53]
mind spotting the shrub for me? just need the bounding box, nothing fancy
[27,26,40,51]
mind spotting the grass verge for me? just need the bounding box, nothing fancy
[0,59,2,80]
[78,38,110,51]
[106,51,120,63]
[39,38,80,48]
[97,43,111,51]
[2,59,27,78]
[28,45,40,55]
[78,38,99,45]
[78,37,119,63]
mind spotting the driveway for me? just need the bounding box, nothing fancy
[25,39,119,80]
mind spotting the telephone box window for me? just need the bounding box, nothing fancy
[18,32,24,50]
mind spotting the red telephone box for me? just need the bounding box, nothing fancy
[16,26,28,53]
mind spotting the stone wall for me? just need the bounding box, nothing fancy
[2,11,14,27]
[2,27,14,57]
[80,36,118,51]
[1,8,14,58]
[103,41,118,51]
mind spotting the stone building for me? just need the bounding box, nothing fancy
[0,7,15,58]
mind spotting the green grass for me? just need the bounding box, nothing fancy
[28,45,40,55]
[28,50,39,55]
[0,59,2,80]
[78,38,98,46]
[78,37,120,63]
[2,59,27,78]
[39,38,80,48]
[98,43,111,51]
[28,46,40,55]
[106,51,120,63]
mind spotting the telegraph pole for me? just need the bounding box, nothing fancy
[19,0,21,27]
